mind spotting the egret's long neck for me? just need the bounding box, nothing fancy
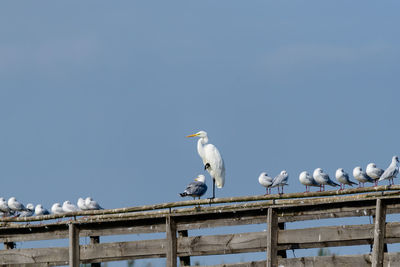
[197,137,208,159]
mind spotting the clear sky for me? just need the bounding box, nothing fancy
[1,1,400,266]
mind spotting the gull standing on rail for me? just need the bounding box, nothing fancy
[35,204,50,216]
[18,203,34,217]
[51,203,64,214]
[62,201,78,213]
[378,156,399,185]
[313,168,339,191]
[85,197,103,210]
[180,174,208,200]
[271,170,289,194]
[353,166,374,187]
[8,197,27,213]
[299,171,319,192]
[0,198,11,216]
[335,168,357,190]
[77,198,88,210]
[187,131,225,199]
[366,163,384,186]
[258,172,273,195]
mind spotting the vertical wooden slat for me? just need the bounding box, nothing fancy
[69,223,80,267]
[277,222,287,258]
[267,208,278,267]
[178,230,191,266]
[166,216,177,267]
[90,236,101,267]
[372,198,386,267]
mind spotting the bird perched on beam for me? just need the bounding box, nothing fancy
[180,175,208,200]
[187,131,225,199]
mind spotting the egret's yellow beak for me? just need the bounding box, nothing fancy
[186,133,199,138]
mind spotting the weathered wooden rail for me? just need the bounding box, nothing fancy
[0,185,400,267]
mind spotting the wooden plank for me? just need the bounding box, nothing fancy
[1,186,399,223]
[90,236,101,267]
[372,199,387,267]
[178,230,191,266]
[0,247,69,265]
[199,252,400,267]
[166,216,177,267]
[69,223,80,267]
[267,208,278,267]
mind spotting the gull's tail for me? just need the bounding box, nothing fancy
[179,192,187,197]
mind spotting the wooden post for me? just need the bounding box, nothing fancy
[277,222,287,258]
[166,216,177,267]
[90,236,101,267]
[372,199,386,267]
[267,208,278,267]
[68,223,80,267]
[178,230,191,266]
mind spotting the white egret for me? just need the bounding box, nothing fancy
[258,172,273,195]
[180,174,208,200]
[353,166,374,187]
[187,131,225,199]
[366,163,384,186]
[299,171,319,192]
[378,156,399,185]
[335,168,357,190]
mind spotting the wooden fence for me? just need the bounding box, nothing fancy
[1,185,400,267]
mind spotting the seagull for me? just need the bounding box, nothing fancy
[180,174,208,200]
[18,203,34,217]
[335,168,357,190]
[187,131,225,199]
[270,170,289,194]
[62,201,78,213]
[0,197,11,216]
[378,156,399,185]
[258,172,273,195]
[299,171,319,192]
[353,166,374,187]
[34,204,50,216]
[366,163,384,186]
[313,168,339,191]
[77,198,88,210]
[85,197,103,210]
[51,203,64,214]
[7,197,27,213]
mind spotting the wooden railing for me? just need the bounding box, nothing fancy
[0,185,400,267]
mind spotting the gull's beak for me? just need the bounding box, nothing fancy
[186,133,199,138]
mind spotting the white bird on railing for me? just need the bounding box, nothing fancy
[366,163,384,186]
[335,168,357,190]
[18,203,35,217]
[299,171,319,192]
[378,156,399,185]
[62,201,78,213]
[180,174,208,200]
[353,166,374,187]
[0,197,11,216]
[85,197,103,210]
[51,203,64,214]
[35,204,50,216]
[313,168,339,192]
[271,170,289,194]
[258,172,273,195]
[77,198,88,210]
[187,131,225,199]
[8,197,28,213]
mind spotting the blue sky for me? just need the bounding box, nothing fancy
[1,1,400,266]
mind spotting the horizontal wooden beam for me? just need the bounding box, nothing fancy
[2,221,400,265]
[1,185,399,223]
[198,252,400,267]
